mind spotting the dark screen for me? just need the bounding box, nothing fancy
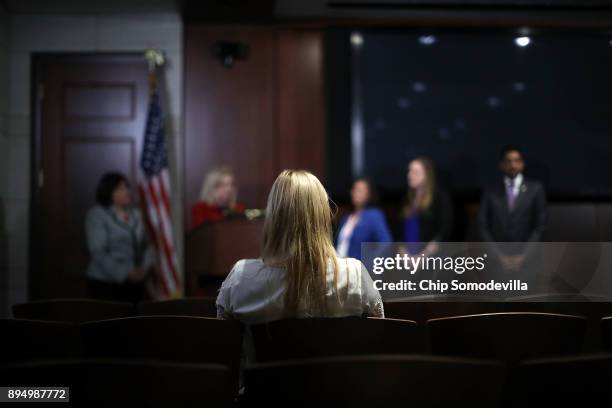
[328,29,612,198]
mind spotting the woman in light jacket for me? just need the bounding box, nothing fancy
[216,170,384,324]
[85,172,155,303]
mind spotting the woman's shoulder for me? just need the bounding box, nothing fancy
[228,258,268,276]
[191,201,223,226]
[334,257,375,294]
[192,201,214,211]
[221,259,267,289]
[233,258,263,269]
[86,205,109,220]
[363,207,385,219]
[335,257,367,274]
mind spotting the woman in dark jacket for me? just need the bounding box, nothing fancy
[401,157,453,255]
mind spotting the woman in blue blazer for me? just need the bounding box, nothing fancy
[335,179,392,260]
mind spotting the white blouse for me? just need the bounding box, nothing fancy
[216,257,384,324]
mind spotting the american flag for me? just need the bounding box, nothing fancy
[138,89,181,298]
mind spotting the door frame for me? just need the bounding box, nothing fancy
[29,52,145,300]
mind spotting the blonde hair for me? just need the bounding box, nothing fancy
[404,156,436,216]
[262,170,340,317]
[199,166,236,206]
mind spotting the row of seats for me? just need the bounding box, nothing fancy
[5,313,612,366]
[4,354,611,407]
[1,316,242,379]
[253,314,597,364]
[11,297,219,323]
[246,354,612,407]
[6,299,612,407]
[13,294,612,322]
[8,299,612,361]
[1,359,232,407]
[384,294,612,323]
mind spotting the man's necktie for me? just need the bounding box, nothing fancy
[506,179,516,211]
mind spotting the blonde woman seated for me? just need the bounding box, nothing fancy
[216,170,384,324]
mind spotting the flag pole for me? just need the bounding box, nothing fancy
[140,48,182,300]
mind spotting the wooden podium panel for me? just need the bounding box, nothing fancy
[186,218,264,294]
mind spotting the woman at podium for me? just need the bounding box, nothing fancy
[191,166,246,228]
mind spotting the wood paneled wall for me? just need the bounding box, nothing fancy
[277,30,326,177]
[184,25,326,228]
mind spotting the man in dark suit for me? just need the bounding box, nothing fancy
[478,146,547,273]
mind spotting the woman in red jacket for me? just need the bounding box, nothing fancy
[191,166,245,228]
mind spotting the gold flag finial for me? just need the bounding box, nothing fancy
[144,48,165,72]
[144,49,165,92]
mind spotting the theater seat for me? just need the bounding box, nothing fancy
[506,293,612,302]
[245,355,504,407]
[251,316,420,362]
[80,316,243,390]
[427,312,587,364]
[383,298,505,323]
[12,299,134,323]
[138,297,217,318]
[0,359,232,408]
[602,316,612,351]
[518,354,612,407]
[0,319,80,363]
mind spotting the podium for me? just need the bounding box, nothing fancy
[186,218,264,295]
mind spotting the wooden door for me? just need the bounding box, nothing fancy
[31,54,148,299]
